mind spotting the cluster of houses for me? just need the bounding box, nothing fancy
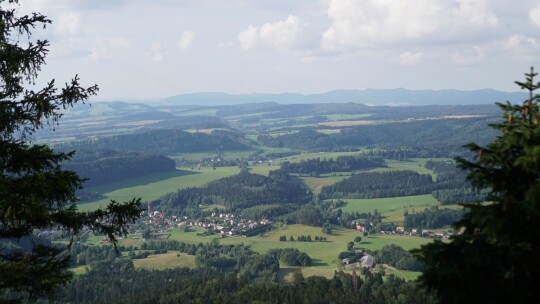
[354,222,453,239]
[377,226,452,239]
[142,203,271,237]
[187,213,271,236]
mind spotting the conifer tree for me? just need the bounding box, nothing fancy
[413,67,540,304]
[0,1,141,302]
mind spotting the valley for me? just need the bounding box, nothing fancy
[44,101,492,284]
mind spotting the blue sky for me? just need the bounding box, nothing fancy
[17,0,540,100]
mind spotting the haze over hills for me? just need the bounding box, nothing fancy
[154,88,528,107]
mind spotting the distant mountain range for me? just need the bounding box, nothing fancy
[154,89,528,106]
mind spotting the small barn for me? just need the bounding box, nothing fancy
[360,255,374,268]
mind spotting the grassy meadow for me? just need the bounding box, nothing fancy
[78,167,240,211]
[166,224,432,269]
[133,251,196,270]
[338,195,439,214]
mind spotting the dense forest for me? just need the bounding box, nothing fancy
[155,170,311,216]
[425,160,488,204]
[63,149,176,187]
[258,117,498,155]
[320,170,436,199]
[50,258,436,304]
[404,206,465,230]
[279,156,385,175]
[57,129,252,155]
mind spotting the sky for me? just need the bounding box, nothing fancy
[14,0,540,101]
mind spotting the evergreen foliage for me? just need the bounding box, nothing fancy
[155,170,311,216]
[59,129,251,155]
[373,244,423,272]
[0,2,141,301]
[425,160,488,204]
[404,206,465,230]
[53,259,437,304]
[414,68,540,303]
[63,149,176,187]
[320,170,435,199]
[258,117,497,155]
[279,155,385,175]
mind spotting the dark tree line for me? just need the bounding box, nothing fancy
[257,117,497,156]
[155,170,311,216]
[320,170,436,199]
[57,129,251,155]
[266,248,313,266]
[404,206,465,230]
[425,160,488,204]
[63,149,176,188]
[279,156,385,175]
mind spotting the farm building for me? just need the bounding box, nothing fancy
[360,255,374,268]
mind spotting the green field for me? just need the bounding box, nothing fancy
[79,225,430,279]
[279,267,336,283]
[78,167,240,211]
[378,158,453,178]
[382,204,462,224]
[70,265,88,275]
[316,129,341,134]
[338,195,439,214]
[133,251,196,270]
[382,207,429,223]
[168,224,431,268]
[248,164,281,176]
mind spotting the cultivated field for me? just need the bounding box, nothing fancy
[78,167,241,211]
[338,195,439,214]
[133,251,196,270]
[167,224,432,269]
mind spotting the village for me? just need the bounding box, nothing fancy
[143,201,272,238]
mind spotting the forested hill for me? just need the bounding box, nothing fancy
[279,155,386,174]
[320,170,436,199]
[63,149,176,187]
[155,170,311,217]
[57,129,252,155]
[258,116,498,155]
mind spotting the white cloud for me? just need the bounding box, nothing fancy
[238,25,259,50]
[89,38,130,61]
[398,51,423,66]
[177,30,196,50]
[530,3,540,28]
[502,34,540,56]
[57,12,80,34]
[150,42,164,62]
[238,15,302,51]
[321,0,499,50]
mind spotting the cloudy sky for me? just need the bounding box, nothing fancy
[16,0,540,101]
